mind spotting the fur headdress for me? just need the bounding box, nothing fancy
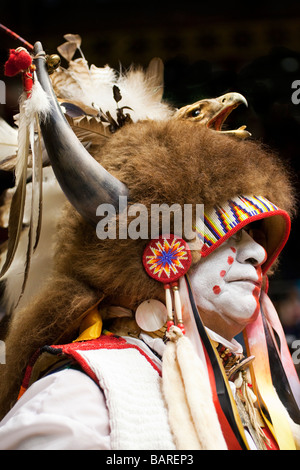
[54,119,295,304]
[0,39,297,442]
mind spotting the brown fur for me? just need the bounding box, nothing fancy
[0,120,296,419]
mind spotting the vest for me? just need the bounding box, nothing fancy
[19,335,176,450]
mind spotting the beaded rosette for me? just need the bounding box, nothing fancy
[142,234,192,332]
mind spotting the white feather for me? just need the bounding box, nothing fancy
[117,69,173,122]
[15,93,29,185]
[24,75,51,123]
[51,58,173,123]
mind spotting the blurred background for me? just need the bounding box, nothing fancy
[0,1,299,361]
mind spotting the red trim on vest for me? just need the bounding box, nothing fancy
[18,348,43,399]
[19,335,162,399]
[51,336,162,378]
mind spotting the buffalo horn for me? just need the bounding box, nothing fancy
[33,41,129,226]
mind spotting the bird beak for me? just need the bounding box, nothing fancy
[174,92,251,139]
[206,92,248,130]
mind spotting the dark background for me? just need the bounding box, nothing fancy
[0,1,300,343]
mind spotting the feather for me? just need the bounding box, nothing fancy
[58,98,97,116]
[29,116,43,253]
[60,101,87,118]
[0,75,50,299]
[0,154,17,172]
[18,115,43,303]
[57,42,78,62]
[53,37,171,125]
[0,94,29,279]
[145,57,165,101]
[116,63,173,122]
[64,34,82,48]
[66,114,109,147]
[57,34,84,63]
[51,59,117,117]
[24,78,51,123]
[1,168,66,315]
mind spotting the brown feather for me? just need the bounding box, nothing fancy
[0,98,30,279]
[0,167,27,278]
[66,114,110,148]
[57,42,78,63]
[18,118,44,305]
[63,34,82,48]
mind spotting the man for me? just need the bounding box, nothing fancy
[0,206,298,449]
[0,41,299,450]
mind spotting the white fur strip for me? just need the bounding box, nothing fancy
[162,335,227,450]
[176,335,227,449]
[162,340,202,449]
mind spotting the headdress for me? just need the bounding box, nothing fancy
[0,32,298,449]
[199,194,291,273]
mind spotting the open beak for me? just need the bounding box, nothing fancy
[174,92,251,139]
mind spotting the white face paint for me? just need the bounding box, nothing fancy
[189,228,267,337]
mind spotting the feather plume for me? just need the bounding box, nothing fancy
[57,34,84,63]
[0,93,29,279]
[1,168,66,315]
[51,54,172,123]
[64,34,82,48]
[24,79,51,123]
[0,75,50,304]
[19,115,43,302]
[51,59,117,116]
[30,119,43,253]
[145,57,165,102]
[57,42,78,62]
[66,114,109,147]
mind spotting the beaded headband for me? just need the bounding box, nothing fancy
[196,195,290,273]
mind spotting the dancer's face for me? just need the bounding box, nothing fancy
[189,226,267,339]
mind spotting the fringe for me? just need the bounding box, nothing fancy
[162,326,227,450]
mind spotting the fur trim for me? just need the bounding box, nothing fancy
[162,339,202,449]
[162,330,227,449]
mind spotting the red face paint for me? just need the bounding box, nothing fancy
[227,256,234,265]
[213,285,221,295]
[220,270,226,277]
[230,247,236,253]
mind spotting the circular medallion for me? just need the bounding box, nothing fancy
[135,299,168,332]
[142,234,192,284]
